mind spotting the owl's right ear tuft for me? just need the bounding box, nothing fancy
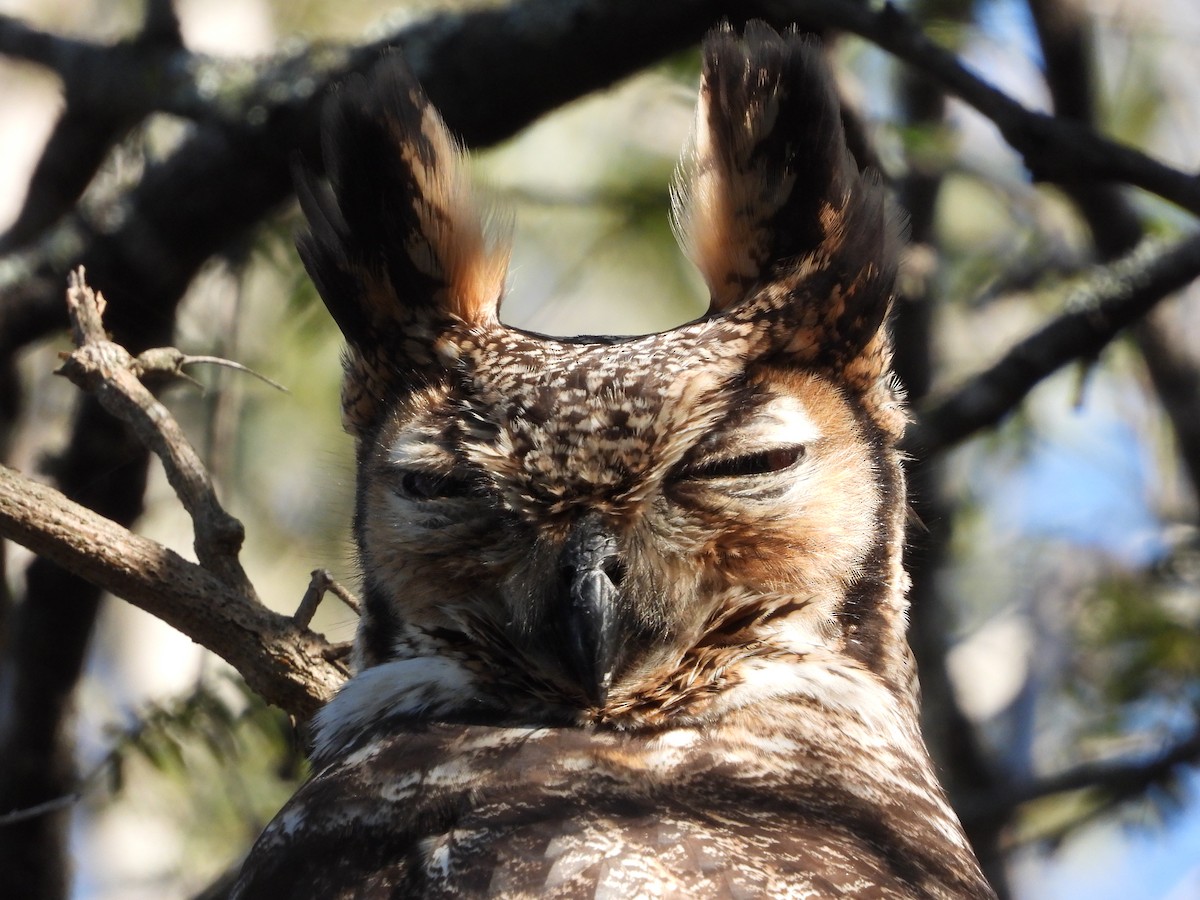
[294,54,511,436]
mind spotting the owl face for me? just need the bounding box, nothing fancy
[352,315,889,723]
[296,23,911,736]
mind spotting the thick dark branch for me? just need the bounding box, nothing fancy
[0,0,734,354]
[0,110,128,254]
[0,15,90,70]
[964,726,1200,829]
[4,0,1198,354]
[910,231,1200,455]
[0,464,344,718]
[770,0,1200,216]
[1022,730,1200,804]
[141,0,182,46]
[0,14,275,126]
[0,6,186,252]
[1028,0,1200,509]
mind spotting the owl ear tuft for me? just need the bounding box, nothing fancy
[673,23,902,388]
[294,53,511,436]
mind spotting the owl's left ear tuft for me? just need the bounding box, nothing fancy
[673,23,903,391]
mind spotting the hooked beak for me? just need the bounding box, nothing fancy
[557,514,625,708]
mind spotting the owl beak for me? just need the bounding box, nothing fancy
[558,514,625,709]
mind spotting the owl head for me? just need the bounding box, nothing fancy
[295,22,910,751]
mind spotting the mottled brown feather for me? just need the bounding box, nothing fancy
[235,23,994,900]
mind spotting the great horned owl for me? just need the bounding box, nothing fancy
[234,22,995,899]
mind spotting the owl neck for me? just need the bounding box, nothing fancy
[312,616,925,772]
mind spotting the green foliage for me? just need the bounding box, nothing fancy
[89,672,306,888]
[1076,557,1200,707]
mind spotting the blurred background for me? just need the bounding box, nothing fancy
[1,0,1198,897]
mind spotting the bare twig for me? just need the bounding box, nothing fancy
[0,270,349,716]
[910,231,1200,455]
[0,793,80,827]
[57,268,249,586]
[322,573,362,616]
[133,348,289,393]
[294,568,362,629]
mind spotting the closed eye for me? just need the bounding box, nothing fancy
[398,470,485,501]
[682,445,806,480]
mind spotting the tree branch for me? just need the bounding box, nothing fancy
[1024,730,1200,804]
[909,231,1200,455]
[770,0,1200,216]
[1027,0,1200,510]
[294,569,361,630]
[1,271,349,719]
[6,0,1198,358]
[0,13,273,126]
[0,4,184,253]
[0,464,344,718]
[963,726,1200,831]
[0,792,78,827]
[57,269,249,584]
[0,0,739,353]
[0,11,736,885]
